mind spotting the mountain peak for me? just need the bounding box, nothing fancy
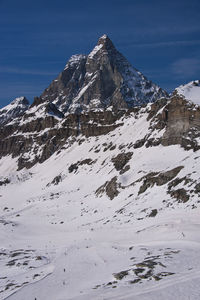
[36,35,168,114]
[99,34,109,39]
[97,34,115,50]
[88,34,116,60]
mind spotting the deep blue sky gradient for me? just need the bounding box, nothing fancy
[0,0,200,107]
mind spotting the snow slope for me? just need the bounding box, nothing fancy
[0,107,200,300]
[175,80,200,105]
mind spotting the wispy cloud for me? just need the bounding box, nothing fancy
[135,25,199,37]
[171,58,200,78]
[120,39,200,49]
[0,66,57,76]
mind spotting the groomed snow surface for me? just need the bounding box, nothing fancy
[1,110,200,300]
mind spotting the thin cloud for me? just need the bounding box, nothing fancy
[120,39,200,49]
[0,66,57,76]
[134,24,200,37]
[171,58,200,78]
[0,82,49,107]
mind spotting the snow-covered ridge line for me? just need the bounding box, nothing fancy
[175,80,200,105]
[88,44,103,59]
[0,96,29,113]
[0,96,29,126]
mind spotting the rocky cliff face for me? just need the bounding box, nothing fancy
[0,109,126,169]
[139,87,200,151]
[161,94,200,150]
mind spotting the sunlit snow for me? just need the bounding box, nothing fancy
[176,80,200,105]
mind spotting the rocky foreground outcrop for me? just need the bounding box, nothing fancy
[161,94,200,150]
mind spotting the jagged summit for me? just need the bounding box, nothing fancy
[99,33,109,40]
[88,34,117,60]
[32,35,168,114]
[97,34,116,49]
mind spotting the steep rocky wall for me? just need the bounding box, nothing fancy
[0,110,124,169]
[161,95,200,150]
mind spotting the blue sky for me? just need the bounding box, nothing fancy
[0,0,200,108]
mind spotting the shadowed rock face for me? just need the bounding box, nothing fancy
[144,92,200,151]
[0,110,124,170]
[33,54,88,112]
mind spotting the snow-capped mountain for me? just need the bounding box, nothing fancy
[1,34,200,299]
[32,34,168,114]
[0,96,29,125]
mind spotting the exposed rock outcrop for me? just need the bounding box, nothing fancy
[111,152,133,172]
[161,95,200,150]
[96,176,119,200]
[138,166,184,195]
